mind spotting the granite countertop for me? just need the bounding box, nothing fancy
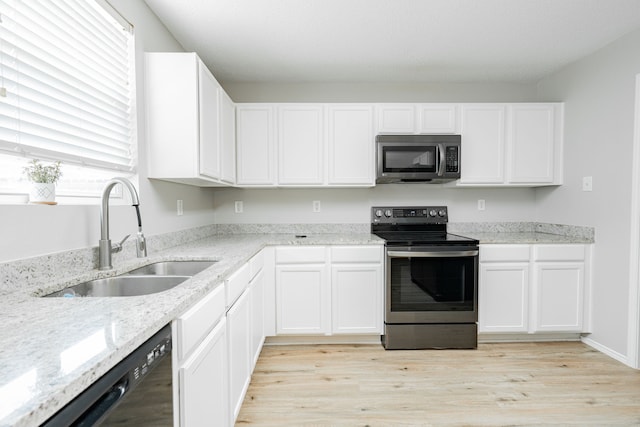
[460,231,594,244]
[0,232,383,427]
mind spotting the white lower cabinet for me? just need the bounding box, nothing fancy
[275,245,383,336]
[479,262,529,332]
[178,318,228,427]
[173,285,227,427]
[227,289,252,422]
[479,244,590,335]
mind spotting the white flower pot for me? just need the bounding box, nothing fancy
[29,183,56,204]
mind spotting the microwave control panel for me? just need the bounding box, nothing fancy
[445,146,459,173]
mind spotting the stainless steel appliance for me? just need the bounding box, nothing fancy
[372,206,479,349]
[42,325,173,426]
[376,134,461,184]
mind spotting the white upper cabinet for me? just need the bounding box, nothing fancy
[278,105,325,185]
[220,90,236,184]
[236,104,277,186]
[458,103,563,187]
[459,104,507,184]
[417,104,457,133]
[145,52,234,187]
[376,104,416,134]
[327,105,375,186]
[507,104,559,185]
[376,104,457,134]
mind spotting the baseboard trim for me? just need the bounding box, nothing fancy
[581,336,631,367]
[264,335,382,346]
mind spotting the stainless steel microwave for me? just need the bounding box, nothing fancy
[376,134,461,184]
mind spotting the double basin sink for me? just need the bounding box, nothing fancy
[45,260,216,298]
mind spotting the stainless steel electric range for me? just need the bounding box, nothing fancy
[372,206,479,350]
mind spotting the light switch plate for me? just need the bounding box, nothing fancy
[582,176,593,192]
[235,201,243,213]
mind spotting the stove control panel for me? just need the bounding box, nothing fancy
[372,206,448,224]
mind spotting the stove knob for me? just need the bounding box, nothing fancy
[438,209,447,217]
[375,209,383,218]
[429,209,437,217]
[385,209,393,218]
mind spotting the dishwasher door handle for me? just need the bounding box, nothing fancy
[387,250,479,258]
[75,378,129,427]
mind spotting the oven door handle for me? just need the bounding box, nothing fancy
[387,250,479,258]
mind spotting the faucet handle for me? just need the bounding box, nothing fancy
[112,234,130,254]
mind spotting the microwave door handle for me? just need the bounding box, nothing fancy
[437,144,446,176]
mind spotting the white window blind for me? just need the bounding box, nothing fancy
[0,0,135,173]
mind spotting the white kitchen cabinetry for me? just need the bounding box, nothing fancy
[278,105,325,185]
[532,245,585,332]
[376,104,457,134]
[236,104,277,186]
[327,105,375,186]
[178,318,228,427]
[459,103,562,187]
[173,285,228,426]
[220,90,236,184]
[227,288,251,423]
[145,52,234,187]
[330,246,383,334]
[249,251,266,366]
[275,245,384,336]
[275,247,330,334]
[479,243,589,336]
[479,245,530,332]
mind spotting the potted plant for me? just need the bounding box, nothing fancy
[23,159,63,204]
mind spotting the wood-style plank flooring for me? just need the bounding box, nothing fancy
[236,342,640,426]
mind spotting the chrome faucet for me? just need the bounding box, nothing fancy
[98,177,147,270]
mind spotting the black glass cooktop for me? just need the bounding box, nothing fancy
[373,231,478,246]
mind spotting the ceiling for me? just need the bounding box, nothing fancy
[143,0,640,85]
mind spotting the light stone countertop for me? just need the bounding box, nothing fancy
[0,233,383,427]
[461,231,594,244]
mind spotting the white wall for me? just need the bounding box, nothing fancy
[214,186,537,225]
[536,28,640,358]
[0,1,216,263]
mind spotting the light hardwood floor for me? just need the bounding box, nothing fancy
[236,342,640,426]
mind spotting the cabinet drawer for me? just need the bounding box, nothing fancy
[176,284,225,361]
[533,245,585,261]
[249,250,264,280]
[331,246,382,263]
[480,244,530,262]
[276,246,326,264]
[226,263,250,308]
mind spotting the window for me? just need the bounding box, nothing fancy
[0,0,135,199]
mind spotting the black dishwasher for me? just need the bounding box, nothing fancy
[42,325,173,426]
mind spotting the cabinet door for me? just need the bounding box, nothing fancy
[532,263,584,332]
[179,318,228,427]
[376,104,416,134]
[478,263,529,332]
[417,104,457,134]
[227,289,252,422]
[219,90,236,184]
[278,105,324,185]
[508,104,555,184]
[331,264,383,334]
[198,60,221,179]
[236,105,276,185]
[459,104,506,184]
[327,105,374,186]
[275,264,329,334]
[250,269,265,367]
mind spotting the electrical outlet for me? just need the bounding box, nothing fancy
[234,201,243,213]
[478,199,486,211]
[582,176,593,192]
[313,200,321,213]
[177,199,183,216]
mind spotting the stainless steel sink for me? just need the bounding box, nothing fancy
[126,260,216,276]
[45,275,191,298]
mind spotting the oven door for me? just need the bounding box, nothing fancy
[385,245,478,324]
